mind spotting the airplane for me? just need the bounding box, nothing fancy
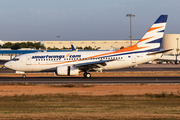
[71,44,76,52]
[158,54,180,64]
[4,15,171,78]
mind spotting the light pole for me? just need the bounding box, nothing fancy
[175,38,179,64]
[126,14,135,46]
[57,36,60,41]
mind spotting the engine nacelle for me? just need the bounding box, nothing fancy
[56,66,79,76]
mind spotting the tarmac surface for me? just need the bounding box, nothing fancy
[0,76,180,84]
[1,64,180,73]
[0,64,180,84]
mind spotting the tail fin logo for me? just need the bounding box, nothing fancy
[137,15,168,51]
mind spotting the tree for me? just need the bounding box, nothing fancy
[76,46,83,49]
[2,42,45,50]
[120,46,124,49]
[11,43,21,50]
[34,43,41,49]
[62,46,71,49]
[47,47,60,50]
[19,42,28,48]
[96,47,101,50]
[27,42,34,48]
[2,42,13,48]
[84,46,96,50]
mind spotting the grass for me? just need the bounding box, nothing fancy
[0,82,36,86]
[0,93,180,120]
[0,82,94,89]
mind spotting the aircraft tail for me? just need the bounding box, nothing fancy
[136,15,168,52]
[71,44,76,52]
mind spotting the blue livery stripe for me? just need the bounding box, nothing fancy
[155,15,168,24]
[146,38,162,44]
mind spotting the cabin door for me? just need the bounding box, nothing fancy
[26,56,32,65]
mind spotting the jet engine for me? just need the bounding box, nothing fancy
[56,66,79,76]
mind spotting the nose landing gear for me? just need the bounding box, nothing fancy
[22,74,26,78]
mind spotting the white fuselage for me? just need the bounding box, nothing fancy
[4,51,162,72]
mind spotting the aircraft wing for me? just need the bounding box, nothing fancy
[74,59,112,70]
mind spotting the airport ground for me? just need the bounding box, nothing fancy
[0,64,180,119]
[0,84,180,120]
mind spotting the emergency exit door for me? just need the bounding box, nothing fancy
[132,54,136,63]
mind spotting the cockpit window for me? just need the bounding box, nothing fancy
[12,58,19,61]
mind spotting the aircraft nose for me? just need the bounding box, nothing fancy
[4,62,11,69]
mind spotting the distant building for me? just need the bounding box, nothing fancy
[42,40,139,50]
[162,34,180,54]
[1,34,180,52]
[2,40,139,50]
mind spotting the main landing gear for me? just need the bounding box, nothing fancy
[22,74,26,78]
[83,72,91,78]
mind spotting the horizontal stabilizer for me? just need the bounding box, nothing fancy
[147,49,173,55]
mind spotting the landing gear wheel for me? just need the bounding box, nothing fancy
[83,73,87,78]
[22,74,26,78]
[83,73,91,78]
[86,73,91,78]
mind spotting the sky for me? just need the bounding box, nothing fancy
[0,0,180,41]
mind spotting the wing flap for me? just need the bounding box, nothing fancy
[75,60,110,67]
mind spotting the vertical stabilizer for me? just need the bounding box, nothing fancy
[137,15,168,52]
[71,44,76,52]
